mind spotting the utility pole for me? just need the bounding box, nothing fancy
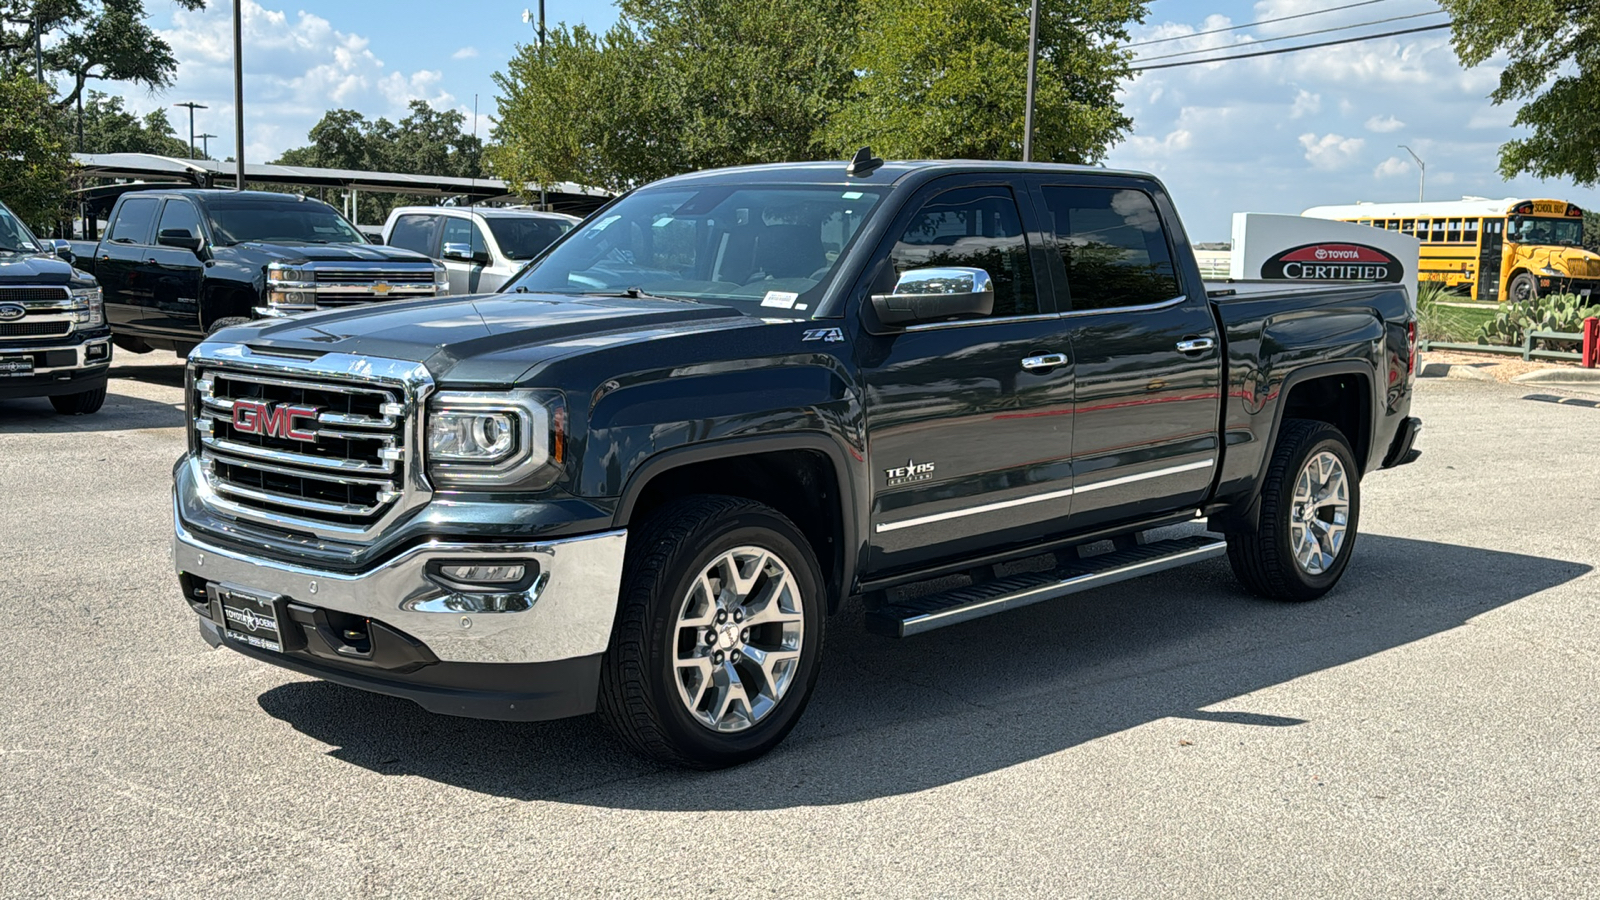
[198,133,218,159]
[522,4,547,48]
[233,0,245,190]
[33,13,44,82]
[1399,144,1425,202]
[174,102,207,159]
[1022,0,1040,162]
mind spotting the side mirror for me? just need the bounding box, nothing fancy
[158,229,203,253]
[48,239,74,262]
[869,267,995,326]
[442,242,491,264]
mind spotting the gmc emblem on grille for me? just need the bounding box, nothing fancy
[232,399,319,442]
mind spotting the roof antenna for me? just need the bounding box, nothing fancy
[846,146,883,177]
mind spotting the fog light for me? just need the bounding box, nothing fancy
[439,563,526,584]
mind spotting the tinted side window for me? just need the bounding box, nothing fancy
[1041,186,1180,311]
[890,185,1037,317]
[109,197,160,244]
[157,200,202,239]
[388,215,440,255]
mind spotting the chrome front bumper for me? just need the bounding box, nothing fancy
[173,511,627,665]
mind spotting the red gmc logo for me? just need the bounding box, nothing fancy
[232,399,319,442]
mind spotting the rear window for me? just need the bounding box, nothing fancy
[109,197,160,244]
[206,201,365,246]
[485,216,575,260]
[1040,185,1180,311]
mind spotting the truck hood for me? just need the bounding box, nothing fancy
[230,292,755,384]
[0,251,90,286]
[230,241,434,265]
[1526,244,1600,279]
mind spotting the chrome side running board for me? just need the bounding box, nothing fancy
[864,535,1229,638]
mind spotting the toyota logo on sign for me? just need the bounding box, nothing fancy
[0,303,25,322]
[1261,243,1405,283]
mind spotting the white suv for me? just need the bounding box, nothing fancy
[381,206,580,294]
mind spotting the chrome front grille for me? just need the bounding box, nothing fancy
[189,347,434,539]
[310,266,441,309]
[314,269,436,285]
[0,287,74,342]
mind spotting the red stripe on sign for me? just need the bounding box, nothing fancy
[1277,244,1393,264]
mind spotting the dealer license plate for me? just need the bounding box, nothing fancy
[0,356,33,377]
[213,585,287,653]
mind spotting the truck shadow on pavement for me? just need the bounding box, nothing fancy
[0,391,185,432]
[256,534,1589,808]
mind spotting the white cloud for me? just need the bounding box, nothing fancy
[1365,115,1405,133]
[451,46,478,60]
[102,1,462,165]
[1299,132,1365,170]
[1289,90,1320,119]
[1374,156,1414,178]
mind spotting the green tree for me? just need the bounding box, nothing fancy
[491,0,861,194]
[829,0,1143,162]
[0,1,206,109]
[75,90,190,155]
[1440,0,1600,184]
[0,75,73,229]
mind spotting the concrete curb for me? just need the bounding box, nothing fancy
[1510,368,1600,386]
[1419,362,1496,381]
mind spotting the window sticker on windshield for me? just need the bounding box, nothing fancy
[591,215,621,232]
[761,291,799,309]
[652,217,674,228]
[842,191,864,200]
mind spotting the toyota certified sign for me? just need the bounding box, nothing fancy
[1260,242,1405,283]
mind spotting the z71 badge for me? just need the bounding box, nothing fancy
[885,459,936,486]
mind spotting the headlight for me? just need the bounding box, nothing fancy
[1540,266,1563,276]
[266,262,317,312]
[433,262,449,295]
[425,391,564,489]
[69,286,103,327]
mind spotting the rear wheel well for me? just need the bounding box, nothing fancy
[1280,373,1372,473]
[626,450,846,611]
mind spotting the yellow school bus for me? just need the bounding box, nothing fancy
[1302,197,1600,302]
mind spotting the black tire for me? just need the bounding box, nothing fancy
[207,316,252,335]
[1227,419,1360,602]
[1508,272,1539,303]
[598,495,826,769]
[49,383,107,415]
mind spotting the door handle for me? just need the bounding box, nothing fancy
[1175,337,1216,353]
[1021,353,1068,370]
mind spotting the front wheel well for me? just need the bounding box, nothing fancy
[1279,372,1372,474]
[623,449,846,612]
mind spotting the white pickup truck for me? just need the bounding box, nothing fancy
[380,206,579,294]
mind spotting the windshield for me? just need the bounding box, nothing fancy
[1508,216,1584,247]
[207,201,367,246]
[0,204,41,254]
[485,216,575,260]
[503,185,885,314]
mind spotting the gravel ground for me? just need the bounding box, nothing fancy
[1421,349,1584,382]
[1,356,1596,899]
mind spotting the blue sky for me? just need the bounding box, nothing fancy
[101,0,1600,241]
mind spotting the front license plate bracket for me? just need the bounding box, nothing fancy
[207,583,300,653]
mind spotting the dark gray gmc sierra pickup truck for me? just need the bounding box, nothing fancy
[171,155,1421,768]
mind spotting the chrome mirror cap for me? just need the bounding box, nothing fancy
[869,266,995,327]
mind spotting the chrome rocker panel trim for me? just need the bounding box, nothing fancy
[173,509,628,665]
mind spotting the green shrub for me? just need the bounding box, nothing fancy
[1475,293,1597,348]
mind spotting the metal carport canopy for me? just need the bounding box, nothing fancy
[70,153,609,212]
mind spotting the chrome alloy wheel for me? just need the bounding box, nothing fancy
[1290,450,1350,575]
[673,546,805,732]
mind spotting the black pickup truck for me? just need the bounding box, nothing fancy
[68,189,445,356]
[0,200,112,414]
[171,158,1421,768]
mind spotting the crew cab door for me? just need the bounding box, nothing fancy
[439,215,491,294]
[1028,177,1223,530]
[858,177,1075,574]
[97,196,161,328]
[143,198,207,334]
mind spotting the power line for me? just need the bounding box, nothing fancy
[1133,9,1447,64]
[1127,0,1402,48]
[1130,21,1453,72]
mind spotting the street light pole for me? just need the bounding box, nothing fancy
[233,0,245,190]
[174,102,207,159]
[522,4,547,48]
[1399,144,1425,202]
[198,133,218,159]
[1022,0,1040,162]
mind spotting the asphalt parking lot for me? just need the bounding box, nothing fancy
[2,355,1596,898]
